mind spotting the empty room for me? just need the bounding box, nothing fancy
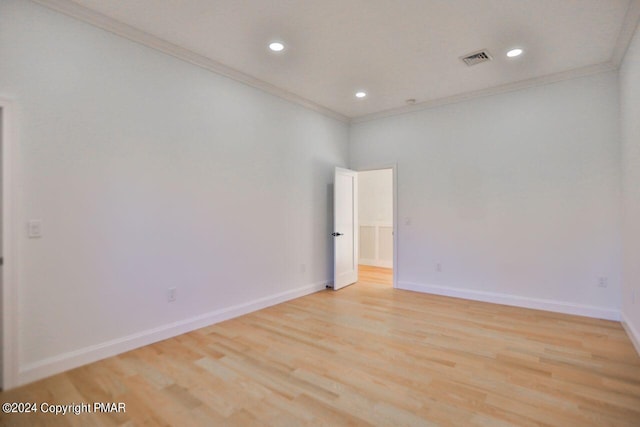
[1,0,640,425]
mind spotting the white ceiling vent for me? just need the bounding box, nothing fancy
[461,50,493,66]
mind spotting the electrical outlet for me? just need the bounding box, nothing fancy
[436,263,442,273]
[300,263,306,273]
[28,220,43,238]
[597,277,608,288]
[167,287,177,302]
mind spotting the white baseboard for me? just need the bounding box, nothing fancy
[359,259,393,268]
[397,281,620,321]
[17,281,327,387]
[621,312,640,357]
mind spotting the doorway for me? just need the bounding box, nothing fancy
[0,104,3,389]
[357,167,395,287]
[0,99,16,390]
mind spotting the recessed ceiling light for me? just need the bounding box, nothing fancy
[269,42,284,52]
[507,48,523,58]
[355,91,367,98]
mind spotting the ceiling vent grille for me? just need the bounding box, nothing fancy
[461,50,493,66]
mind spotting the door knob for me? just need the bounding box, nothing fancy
[331,232,344,237]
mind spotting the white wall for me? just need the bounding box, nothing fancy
[0,0,348,385]
[358,169,393,224]
[620,22,640,352]
[358,169,393,267]
[350,71,622,319]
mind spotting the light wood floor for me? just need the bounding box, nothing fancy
[2,267,640,426]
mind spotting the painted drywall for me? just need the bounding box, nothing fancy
[350,71,622,319]
[358,169,393,224]
[0,0,348,384]
[620,21,640,352]
[358,169,393,267]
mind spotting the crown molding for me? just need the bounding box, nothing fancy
[351,61,617,124]
[612,0,640,66]
[31,0,349,123]
[30,0,639,125]
[353,0,639,122]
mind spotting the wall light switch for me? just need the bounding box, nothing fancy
[167,287,177,302]
[597,277,608,288]
[28,220,43,238]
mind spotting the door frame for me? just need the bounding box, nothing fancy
[355,164,398,289]
[1,97,18,390]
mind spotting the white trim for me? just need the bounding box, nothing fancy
[31,0,348,123]
[0,98,18,391]
[30,0,637,124]
[397,281,620,321]
[359,259,393,269]
[612,0,640,66]
[359,221,393,228]
[358,222,393,268]
[16,281,326,387]
[392,165,398,289]
[352,62,617,123]
[621,312,640,357]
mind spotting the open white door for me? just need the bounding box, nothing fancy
[333,167,358,290]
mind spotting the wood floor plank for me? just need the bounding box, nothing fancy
[2,265,639,426]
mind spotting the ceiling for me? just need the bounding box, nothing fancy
[38,0,640,120]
